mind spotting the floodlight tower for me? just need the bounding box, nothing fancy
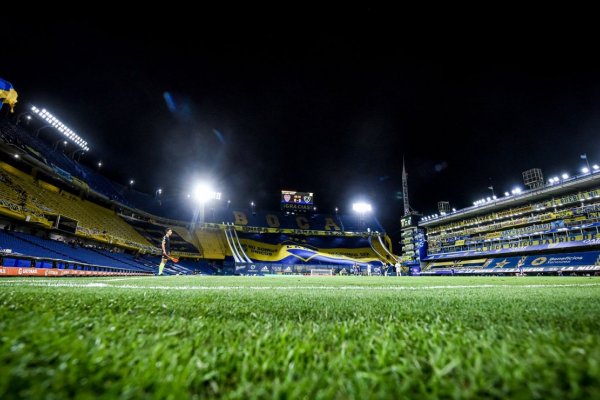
[29,105,90,153]
[400,157,423,275]
[402,158,411,216]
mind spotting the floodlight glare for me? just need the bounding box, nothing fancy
[582,167,590,174]
[561,173,569,180]
[352,203,372,213]
[193,184,221,203]
[593,164,599,171]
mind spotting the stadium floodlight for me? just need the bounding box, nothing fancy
[129,179,134,186]
[30,105,89,152]
[97,161,102,168]
[352,203,372,213]
[504,192,510,197]
[193,184,221,203]
[561,173,569,180]
[190,184,222,226]
[452,208,456,212]
[352,202,372,229]
[582,167,590,174]
[511,188,522,195]
[593,164,600,171]
[551,177,559,183]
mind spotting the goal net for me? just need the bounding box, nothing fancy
[310,268,334,276]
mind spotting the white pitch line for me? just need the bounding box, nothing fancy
[0,277,150,284]
[1,282,600,291]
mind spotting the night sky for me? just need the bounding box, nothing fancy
[4,13,599,239]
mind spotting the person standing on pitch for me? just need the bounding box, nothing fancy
[158,227,173,276]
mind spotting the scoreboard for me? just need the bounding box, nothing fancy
[281,190,314,212]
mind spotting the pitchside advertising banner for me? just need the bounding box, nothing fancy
[236,263,317,275]
[235,263,386,275]
[0,267,146,276]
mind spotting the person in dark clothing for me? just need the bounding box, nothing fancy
[158,227,173,276]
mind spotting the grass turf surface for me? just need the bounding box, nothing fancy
[1,276,599,399]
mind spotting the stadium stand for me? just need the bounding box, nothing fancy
[122,216,199,253]
[0,162,153,250]
[193,228,228,260]
[415,172,600,275]
[2,114,396,276]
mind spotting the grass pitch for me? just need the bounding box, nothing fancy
[1,276,599,399]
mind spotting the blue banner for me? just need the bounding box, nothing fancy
[417,230,427,260]
[51,164,73,182]
[425,250,600,275]
[484,251,600,269]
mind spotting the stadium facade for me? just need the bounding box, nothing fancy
[410,171,600,275]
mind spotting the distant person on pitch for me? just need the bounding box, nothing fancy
[158,228,173,276]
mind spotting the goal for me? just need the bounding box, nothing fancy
[310,268,334,276]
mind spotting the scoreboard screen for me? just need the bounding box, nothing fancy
[400,216,412,228]
[281,190,314,212]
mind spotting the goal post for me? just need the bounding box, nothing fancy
[310,268,334,276]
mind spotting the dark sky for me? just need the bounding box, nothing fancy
[4,12,600,238]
